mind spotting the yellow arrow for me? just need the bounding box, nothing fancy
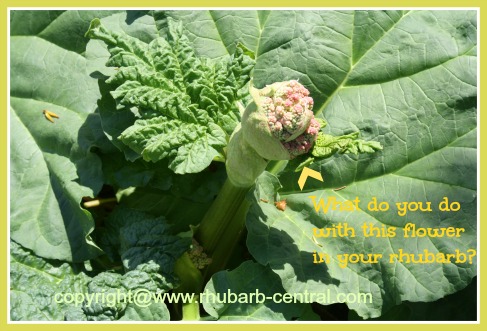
[298,167,323,190]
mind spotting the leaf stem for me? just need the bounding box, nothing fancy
[195,160,289,280]
[173,179,250,320]
[83,197,117,208]
[173,253,203,321]
[181,299,200,321]
[202,198,251,281]
[195,179,249,255]
[266,160,288,176]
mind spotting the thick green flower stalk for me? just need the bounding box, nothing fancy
[227,80,320,187]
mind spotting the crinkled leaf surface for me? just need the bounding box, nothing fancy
[85,16,254,174]
[94,206,191,276]
[10,238,173,322]
[119,302,170,321]
[158,10,477,318]
[80,206,183,321]
[85,12,161,160]
[203,261,318,321]
[119,218,191,274]
[82,262,172,321]
[8,10,126,261]
[10,241,90,321]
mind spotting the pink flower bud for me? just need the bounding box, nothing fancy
[290,93,300,101]
[283,112,293,121]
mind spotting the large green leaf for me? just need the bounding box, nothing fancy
[10,241,90,321]
[10,10,120,54]
[247,171,476,318]
[82,262,173,321]
[228,10,477,319]
[94,205,191,274]
[348,277,477,321]
[9,10,166,262]
[9,10,123,261]
[10,239,174,322]
[84,12,161,160]
[85,16,254,174]
[83,208,187,321]
[203,261,318,321]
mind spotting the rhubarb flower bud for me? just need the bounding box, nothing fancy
[242,80,319,160]
[226,80,320,187]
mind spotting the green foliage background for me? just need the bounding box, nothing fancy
[9,10,477,321]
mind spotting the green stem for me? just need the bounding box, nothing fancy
[195,160,288,279]
[202,198,251,281]
[167,179,252,320]
[173,253,203,321]
[181,298,200,321]
[179,159,289,304]
[195,178,249,255]
[266,160,288,176]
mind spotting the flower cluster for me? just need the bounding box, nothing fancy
[187,239,212,270]
[261,80,319,157]
[284,117,321,157]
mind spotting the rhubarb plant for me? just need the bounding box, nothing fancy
[10,10,477,321]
